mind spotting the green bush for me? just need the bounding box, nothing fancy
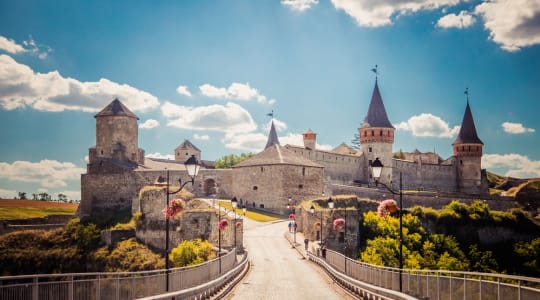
[169,239,215,267]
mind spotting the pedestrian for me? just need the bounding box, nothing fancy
[304,239,309,251]
[293,222,297,233]
[288,221,292,232]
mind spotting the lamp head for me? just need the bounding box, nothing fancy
[371,157,384,181]
[310,204,315,214]
[231,196,238,208]
[328,197,334,209]
[184,155,200,177]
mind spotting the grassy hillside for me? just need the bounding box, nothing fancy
[0,199,78,220]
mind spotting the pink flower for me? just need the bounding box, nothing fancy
[162,198,186,219]
[333,218,345,230]
[218,219,229,231]
[289,213,296,219]
[377,199,398,218]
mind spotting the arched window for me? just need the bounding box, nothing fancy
[253,186,258,191]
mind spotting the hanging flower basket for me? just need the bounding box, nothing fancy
[333,218,345,230]
[162,198,186,219]
[289,213,296,220]
[235,221,242,228]
[218,219,229,231]
[377,199,398,218]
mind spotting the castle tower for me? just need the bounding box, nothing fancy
[359,80,395,185]
[452,98,483,192]
[175,140,201,162]
[265,120,280,149]
[91,98,144,164]
[303,128,317,150]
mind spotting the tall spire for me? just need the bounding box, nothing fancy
[363,80,393,128]
[265,120,280,149]
[453,91,483,145]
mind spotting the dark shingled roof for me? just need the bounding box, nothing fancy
[362,81,393,128]
[453,101,483,145]
[265,120,280,149]
[176,139,201,152]
[233,144,323,168]
[95,98,139,119]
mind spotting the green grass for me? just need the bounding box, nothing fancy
[217,200,283,222]
[0,207,77,220]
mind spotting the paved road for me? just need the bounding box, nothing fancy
[225,219,352,300]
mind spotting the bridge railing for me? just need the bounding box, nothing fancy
[0,249,239,300]
[323,249,540,300]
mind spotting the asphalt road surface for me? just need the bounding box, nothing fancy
[225,219,354,300]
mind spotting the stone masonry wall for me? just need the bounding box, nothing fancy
[392,159,458,192]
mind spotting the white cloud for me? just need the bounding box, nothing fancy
[0,54,160,112]
[483,153,540,178]
[176,85,192,97]
[330,0,461,27]
[146,152,175,160]
[394,113,460,138]
[0,160,85,189]
[502,122,535,134]
[162,101,257,133]
[437,10,476,29]
[263,119,288,132]
[0,188,17,199]
[0,36,26,54]
[139,119,160,129]
[199,82,276,104]
[193,133,209,140]
[475,0,540,52]
[58,190,81,201]
[223,132,267,152]
[281,0,319,12]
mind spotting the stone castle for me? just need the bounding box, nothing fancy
[79,79,488,218]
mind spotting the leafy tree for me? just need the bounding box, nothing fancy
[351,133,360,150]
[214,153,254,169]
[18,192,27,200]
[170,238,215,267]
[32,193,38,200]
[66,218,101,251]
[58,193,67,202]
[393,149,405,159]
[38,192,51,201]
[468,244,498,273]
[514,238,540,277]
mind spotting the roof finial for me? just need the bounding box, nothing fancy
[267,110,274,119]
[371,65,379,82]
[464,87,470,103]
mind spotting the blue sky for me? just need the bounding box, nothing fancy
[1,0,539,200]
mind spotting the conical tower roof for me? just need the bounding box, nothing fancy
[453,101,483,145]
[265,120,280,149]
[362,81,393,128]
[95,98,138,119]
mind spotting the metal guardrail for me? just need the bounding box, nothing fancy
[320,249,540,300]
[0,250,240,300]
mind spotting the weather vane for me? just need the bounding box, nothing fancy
[371,64,379,81]
[464,87,470,102]
[267,110,274,119]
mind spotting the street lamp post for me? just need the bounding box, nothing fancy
[371,157,403,293]
[160,154,200,292]
[231,197,238,254]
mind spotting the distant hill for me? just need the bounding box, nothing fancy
[486,171,540,214]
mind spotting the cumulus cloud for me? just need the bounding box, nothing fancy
[330,0,462,27]
[483,153,540,178]
[139,119,160,129]
[263,119,288,133]
[59,190,81,201]
[0,35,51,59]
[502,122,535,134]
[0,188,17,199]
[162,101,258,133]
[193,133,210,140]
[146,152,175,160]
[475,0,540,52]
[222,132,268,152]
[0,160,85,189]
[394,113,460,138]
[176,85,192,97]
[199,82,276,105]
[0,36,26,54]
[281,0,319,12]
[0,54,160,112]
[437,10,476,29]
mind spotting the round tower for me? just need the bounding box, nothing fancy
[94,98,141,163]
[453,99,483,192]
[303,129,317,150]
[359,80,395,185]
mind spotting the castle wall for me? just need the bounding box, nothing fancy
[285,146,362,184]
[95,115,140,164]
[392,159,458,192]
[232,164,323,214]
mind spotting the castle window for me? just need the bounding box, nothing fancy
[302,167,305,176]
[261,167,264,172]
[253,186,258,191]
[388,130,390,136]
[468,146,471,151]
[460,160,463,165]
[369,147,372,152]
[298,184,303,189]
[101,150,103,155]
[364,131,367,137]
[380,130,382,136]
[371,130,374,136]
[369,159,372,166]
